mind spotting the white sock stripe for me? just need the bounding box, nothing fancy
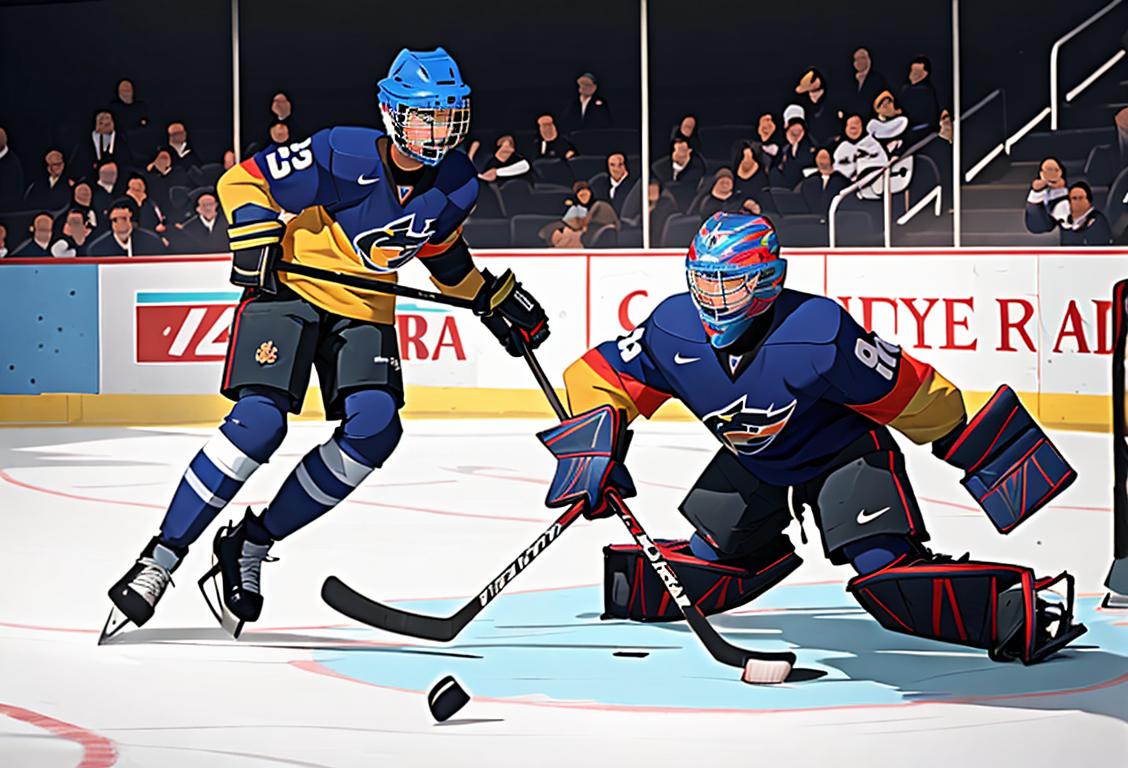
[295,463,341,507]
[202,430,261,481]
[183,469,228,509]
[317,438,374,488]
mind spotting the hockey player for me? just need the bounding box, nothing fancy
[103,48,550,641]
[539,212,1085,664]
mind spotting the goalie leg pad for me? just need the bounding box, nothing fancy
[603,538,802,622]
[847,557,1086,664]
[939,385,1076,533]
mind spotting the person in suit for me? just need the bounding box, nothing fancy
[24,149,73,211]
[73,110,132,176]
[0,127,25,210]
[10,212,56,256]
[173,191,228,253]
[50,208,94,257]
[530,114,576,160]
[800,147,850,215]
[167,122,200,170]
[86,199,165,256]
[651,138,705,187]
[770,116,816,189]
[846,47,888,120]
[562,72,613,131]
[591,152,635,215]
[90,160,123,220]
[108,78,150,130]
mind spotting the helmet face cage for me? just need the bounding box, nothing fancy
[687,259,785,330]
[381,99,471,166]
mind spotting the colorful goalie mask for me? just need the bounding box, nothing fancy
[685,212,786,348]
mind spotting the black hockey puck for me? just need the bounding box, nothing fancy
[428,675,470,722]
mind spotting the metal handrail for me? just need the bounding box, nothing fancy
[1050,0,1124,129]
[963,88,1010,184]
[828,131,939,248]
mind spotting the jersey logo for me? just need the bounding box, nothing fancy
[703,397,797,455]
[357,174,380,185]
[674,353,700,365]
[353,213,436,273]
[857,506,891,524]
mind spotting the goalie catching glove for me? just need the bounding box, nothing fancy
[538,405,636,519]
[474,269,550,357]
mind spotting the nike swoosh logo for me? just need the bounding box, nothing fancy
[857,506,891,524]
[357,175,380,185]
[674,354,701,365]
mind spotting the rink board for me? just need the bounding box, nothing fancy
[1,247,1126,429]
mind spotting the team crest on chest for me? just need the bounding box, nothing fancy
[703,396,797,455]
[352,213,436,273]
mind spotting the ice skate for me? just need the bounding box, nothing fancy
[100,537,184,644]
[199,508,276,639]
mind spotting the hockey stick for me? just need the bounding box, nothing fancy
[274,260,476,310]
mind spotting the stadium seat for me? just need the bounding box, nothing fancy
[462,218,511,248]
[768,187,808,215]
[499,180,538,216]
[661,213,703,248]
[509,214,560,247]
[588,223,619,248]
[471,183,506,218]
[568,156,607,183]
[1084,145,1118,188]
[775,214,827,247]
[189,163,224,188]
[698,124,755,161]
[528,189,570,216]
[570,128,639,157]
[532,158,574,187]
[664,181,698,213]
[1107,166,1128,224]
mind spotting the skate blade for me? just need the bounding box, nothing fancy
[741,659,793,685]
[1101,592,1128,610]
[197,564,246,640]
[98,606,133,645]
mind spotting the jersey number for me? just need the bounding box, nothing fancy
[265,138,314,180]
[617,325,646,363]
[854,336,899,381]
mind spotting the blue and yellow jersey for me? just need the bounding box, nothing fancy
[217,127,482,322]
[564,290,966,484]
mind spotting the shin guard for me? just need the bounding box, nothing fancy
[603,539,801,622]
[848,556,1086,664]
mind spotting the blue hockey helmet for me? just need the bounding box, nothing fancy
[685,212,786,348]
[377,47,471,166]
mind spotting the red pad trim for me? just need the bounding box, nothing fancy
[861,587,912,632]
[932,579,943,636]
[944,579,968,641]
[240,157,265,180]
[221,294,255,390]
[943,386,1008,461]
[582,349,671,418]
[848,351,933,425]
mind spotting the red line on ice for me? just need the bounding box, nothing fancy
[0,703,117,767]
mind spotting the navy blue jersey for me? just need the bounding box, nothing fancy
[566,289,944,484]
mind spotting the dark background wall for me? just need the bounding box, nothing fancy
[0,0,1123,170]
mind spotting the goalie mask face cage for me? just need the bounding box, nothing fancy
[685,212,786,348]
[381,101,471,166]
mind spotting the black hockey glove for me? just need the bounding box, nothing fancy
[473,268,550,357]
[230,243,280,294]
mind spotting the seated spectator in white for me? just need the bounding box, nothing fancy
[0,223,7,257]
[867,90,909,153]
[791,68,840,146]
[563,72,612,132]
[10,212,56,257]
[24,149,73,211]
[592,152,634,215]
[50,209,93,258]
[71,182,100,233]
[167,122,199,169]
[670,115,702,153]
[846,47,889,120]
[108,78,149,129]
[800,148,850,215]
[174,192,227,253]
[0,127,25,210]
[87,199,165,256]
[91,160,122,220]
[755,113,782,169]
[770,115,816,189]
[652,138,705,187]
[531,114,576,160]
[899,56,941,143]
[1024,156,1069,231]
[145,147,186,217]
[478,135,532,184]
[694,168,741,218]
[1026,179,1112,245]
[833,114,886,182]
[124,174,166,234]
[73,110,131,176]
[732,141,770,214]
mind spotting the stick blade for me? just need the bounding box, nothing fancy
[321,576,465,642]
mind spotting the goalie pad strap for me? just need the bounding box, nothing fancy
[602,539,802,622]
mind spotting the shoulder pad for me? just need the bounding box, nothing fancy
[326,126,385,158]
[763,290,843,346]
[650,293,707,343]
[324,126,384,186]
[435,150,477,187]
